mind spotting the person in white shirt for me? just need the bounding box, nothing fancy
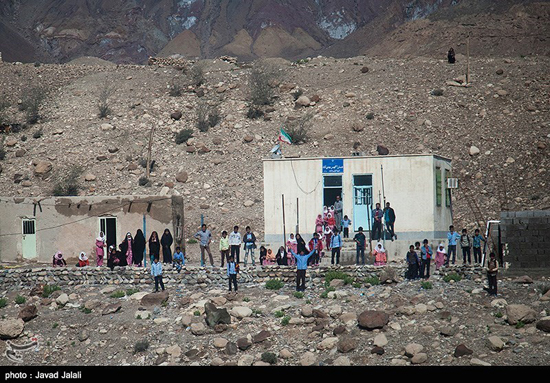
[228,225,242,264]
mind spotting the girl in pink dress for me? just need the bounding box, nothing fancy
[95,231,106,266]
[435,243,446,270]
[286,234,297,266]
[373,242,387,266]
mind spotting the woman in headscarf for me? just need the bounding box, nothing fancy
[315,214,324,235]
[276,246,288,266]
[286,234,297,266]
[160,228,173,264]
[264,248,276,265]
[133,229,146,267]
[259,245,267,265]
[322,205,329,221]
[52,251,66,267]
[323,223,332,250]
[295,234,308,254]
[95,231,106,266]
[107,245,119,271]
[327,212,336,230]
[78,252,89,267]
[373,242,387,266]
[435,243,447,271]
[148,231,160,265]
[119,232,134,266]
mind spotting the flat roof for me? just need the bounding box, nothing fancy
[263,153,452,163]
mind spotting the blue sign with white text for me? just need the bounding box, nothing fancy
[322,158,344,174]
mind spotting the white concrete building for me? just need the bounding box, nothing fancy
[263,154,453,260]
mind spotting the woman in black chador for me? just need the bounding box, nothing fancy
[133,229,146,266]
[161,228,173,264]
[148,231,160,265]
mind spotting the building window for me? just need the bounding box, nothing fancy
[323,175,342,207]
[444,169,451,207]
[435,167,442,207]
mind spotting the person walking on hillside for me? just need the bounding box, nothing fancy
[447,225,460,265]
[194,224,214,267]
[460,228,472,265]
[383,202,396,241]
[330,228,343,265]
[334,195,343,232]
[353,226,367,265]
[228,226,242,264]
[372,203,384,241]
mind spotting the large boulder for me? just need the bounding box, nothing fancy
[357,310,390,330]
[0,318,24,339]
[141,291,169,307]
[18,305,38,322]
[204,302,231,327]
[506,304,537,325]
[536,318,550,333]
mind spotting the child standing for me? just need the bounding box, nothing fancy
[227,255,238,292]
[290,248,316,291]
[406,245,420,280]
[341,215,351,239]
[151,257,165,292]
[472,229,485,264]
[173,246,185,273]
[486,252,499,296]
[435,243,446,271]
[420,239,433,279]
[373,242,387,266]
[460,229,472,265]
[219,230,230,267]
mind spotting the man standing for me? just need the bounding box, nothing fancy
[372,203,384,241]
[229,225,242,264]
[194,224,214,267]
[353,226,367,265]
[383,202,396,241]
[447,225,460,265]
[333,195,343,232]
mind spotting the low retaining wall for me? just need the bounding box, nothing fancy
[0,263,488,290]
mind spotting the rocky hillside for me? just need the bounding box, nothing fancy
[0,52,548,242]
[1,0,547,64]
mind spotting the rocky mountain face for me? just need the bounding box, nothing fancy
[3,0,544,64]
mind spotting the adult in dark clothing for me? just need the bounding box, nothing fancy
[353,227,367,265]
[107,246,119,271]
[259,246,267,265]
[161,228,174,264]
[448,48,456,64]
[119,232,134,266]
[295,234,307,254]
[116,244,128,267]
[372,203,384,241]
[276,246,288,266]
[148,231,160,265]
[133,229,146,266]
[406,245,420,280]
[384,202,396,241]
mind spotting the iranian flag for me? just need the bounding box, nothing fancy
[278,127,292,145]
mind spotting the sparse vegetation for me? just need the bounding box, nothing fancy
[188,62,206,87]
[168,77,185,97]
[246,106,264,120]
[20,86,47,124]
[33,128,43,139]
[261,352,277,365]
[15,295,26,305]
[133,340,149,354]
[0,96,9,126]
[281,315,291,326]
[364,276,380,286]
[175,128,193,145]
[366,112,375,120]
[138,176,150,187]
[110,290,126,299]
[0,140,5,161]
[265,279,284,290]
[274,310,284,318]
[97,81,115,118]
[293,291,304,299]
[443,273,462,283]
[248,61,280,106]
[284,113,312,144]
[324,270,353,287]
[0,298,7,308]
[421,281,433,289]
[42,284,61,298]
[52,166,83,196]
[431,88,444,96]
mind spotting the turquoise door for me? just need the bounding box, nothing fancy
[352,175,373,232]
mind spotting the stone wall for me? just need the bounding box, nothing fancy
[0,263,487,291]
[500,210,550,269]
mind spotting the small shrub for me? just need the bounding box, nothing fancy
[443,273,462,283]
[193,310,201,316]
[52,323,59,329]
[285,113,312,144]
[175,129,193,145]
[242,297,250,302]
[196,102,210,132]
[320,286,335,299]
[80,307,92,314]
[97,81,114,118]
[516,321,525,329]
[421,281,433,289]
[110,290,125,299]
[42,284,61,298]
[126,288,140,296]
[188,62,206,87]
[14,295,26,305]
[324,270,353,287]
[494,311,503,318]
[274,310,284,318]
[0,96,9,126]
[246,106,264,120]
[293,292,304,299]
[0,142,5,161]
[261,352,277,365]
[134,340,149,354]
[0,298,7,308]
[20,86,47,124]
[33,129,43,139]
[366,112,375,120]
[138,176,150,187]
[291,89,303,101]
[207,105,221,127]
[168,78,184,97]
[52,166,83,196]
[249,61,280,106]
[431,88,444,96]
[352,282,362,288]
[265,279,284,290]
[364,276,380,286]
[281,315,290,326]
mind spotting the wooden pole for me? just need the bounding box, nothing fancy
[282,195,287,249]
[296,197,299,234]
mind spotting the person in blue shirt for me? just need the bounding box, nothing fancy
[290,248,316,291]
[151,257,165,292]
[447,225,461,265]
[173,246,185,273]
[341,215,351,239]
[329,228,343,265]
[420,239,433,279]
[472,229,486,264]
[227,255,238,292]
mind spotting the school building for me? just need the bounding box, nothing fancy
[0,195,184,264]
[263,154,453,260]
